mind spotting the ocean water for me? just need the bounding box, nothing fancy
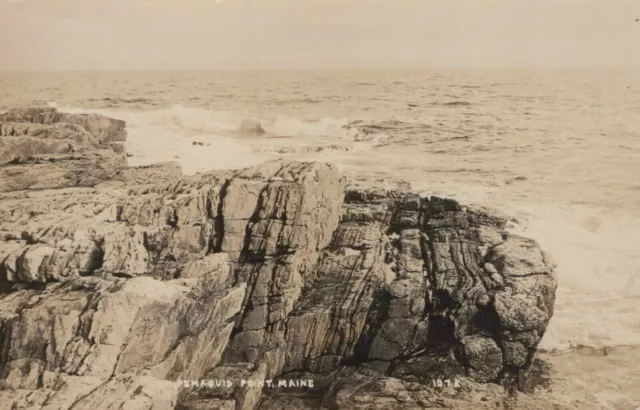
[1,70,639,357]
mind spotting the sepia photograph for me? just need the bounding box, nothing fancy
[0,0,639,409]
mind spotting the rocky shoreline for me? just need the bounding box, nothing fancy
[0,108,560,409]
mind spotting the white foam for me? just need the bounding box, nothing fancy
[510,203,640,295]
[509,202,640,349]
[262,115,353,138]
[50,104,364,173]
[53,104,273,174]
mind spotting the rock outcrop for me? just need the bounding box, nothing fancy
[0,107,128,192]
[0,108,559,410]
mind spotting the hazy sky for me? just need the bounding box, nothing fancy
[1,0,639,70]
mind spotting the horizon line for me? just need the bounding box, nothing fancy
[2,67,640,72]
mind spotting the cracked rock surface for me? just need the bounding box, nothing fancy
[0,108,559,409]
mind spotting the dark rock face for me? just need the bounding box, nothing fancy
[0,108,558,409]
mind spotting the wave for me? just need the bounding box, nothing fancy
[271,97,324,105]
[257,144,355,155]
[87,97,157,105]
[435,100,473,107]
[46,103,270,173]
[237,118,265,136]
[48,102,354,139]
[42,103,369,173]
[263,116,351,138]
[343,119,433,146]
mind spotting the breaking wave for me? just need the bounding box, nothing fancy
[48,102,355,139]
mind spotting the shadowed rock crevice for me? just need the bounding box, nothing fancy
[212,178,231,254]
[0,108,558,410]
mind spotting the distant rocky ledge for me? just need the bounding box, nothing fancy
[0,108,559,410]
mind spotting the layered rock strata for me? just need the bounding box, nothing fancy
[0,108,558,410]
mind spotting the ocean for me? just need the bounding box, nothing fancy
[2,69,639,408]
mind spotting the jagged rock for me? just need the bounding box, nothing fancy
[236,185,556,392]
[0,109,558,410]
[0,274,245,409]
[219,161,346,377]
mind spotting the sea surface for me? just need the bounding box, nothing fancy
[1,70,640,408]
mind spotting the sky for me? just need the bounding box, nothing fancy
[0,0,639,70]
